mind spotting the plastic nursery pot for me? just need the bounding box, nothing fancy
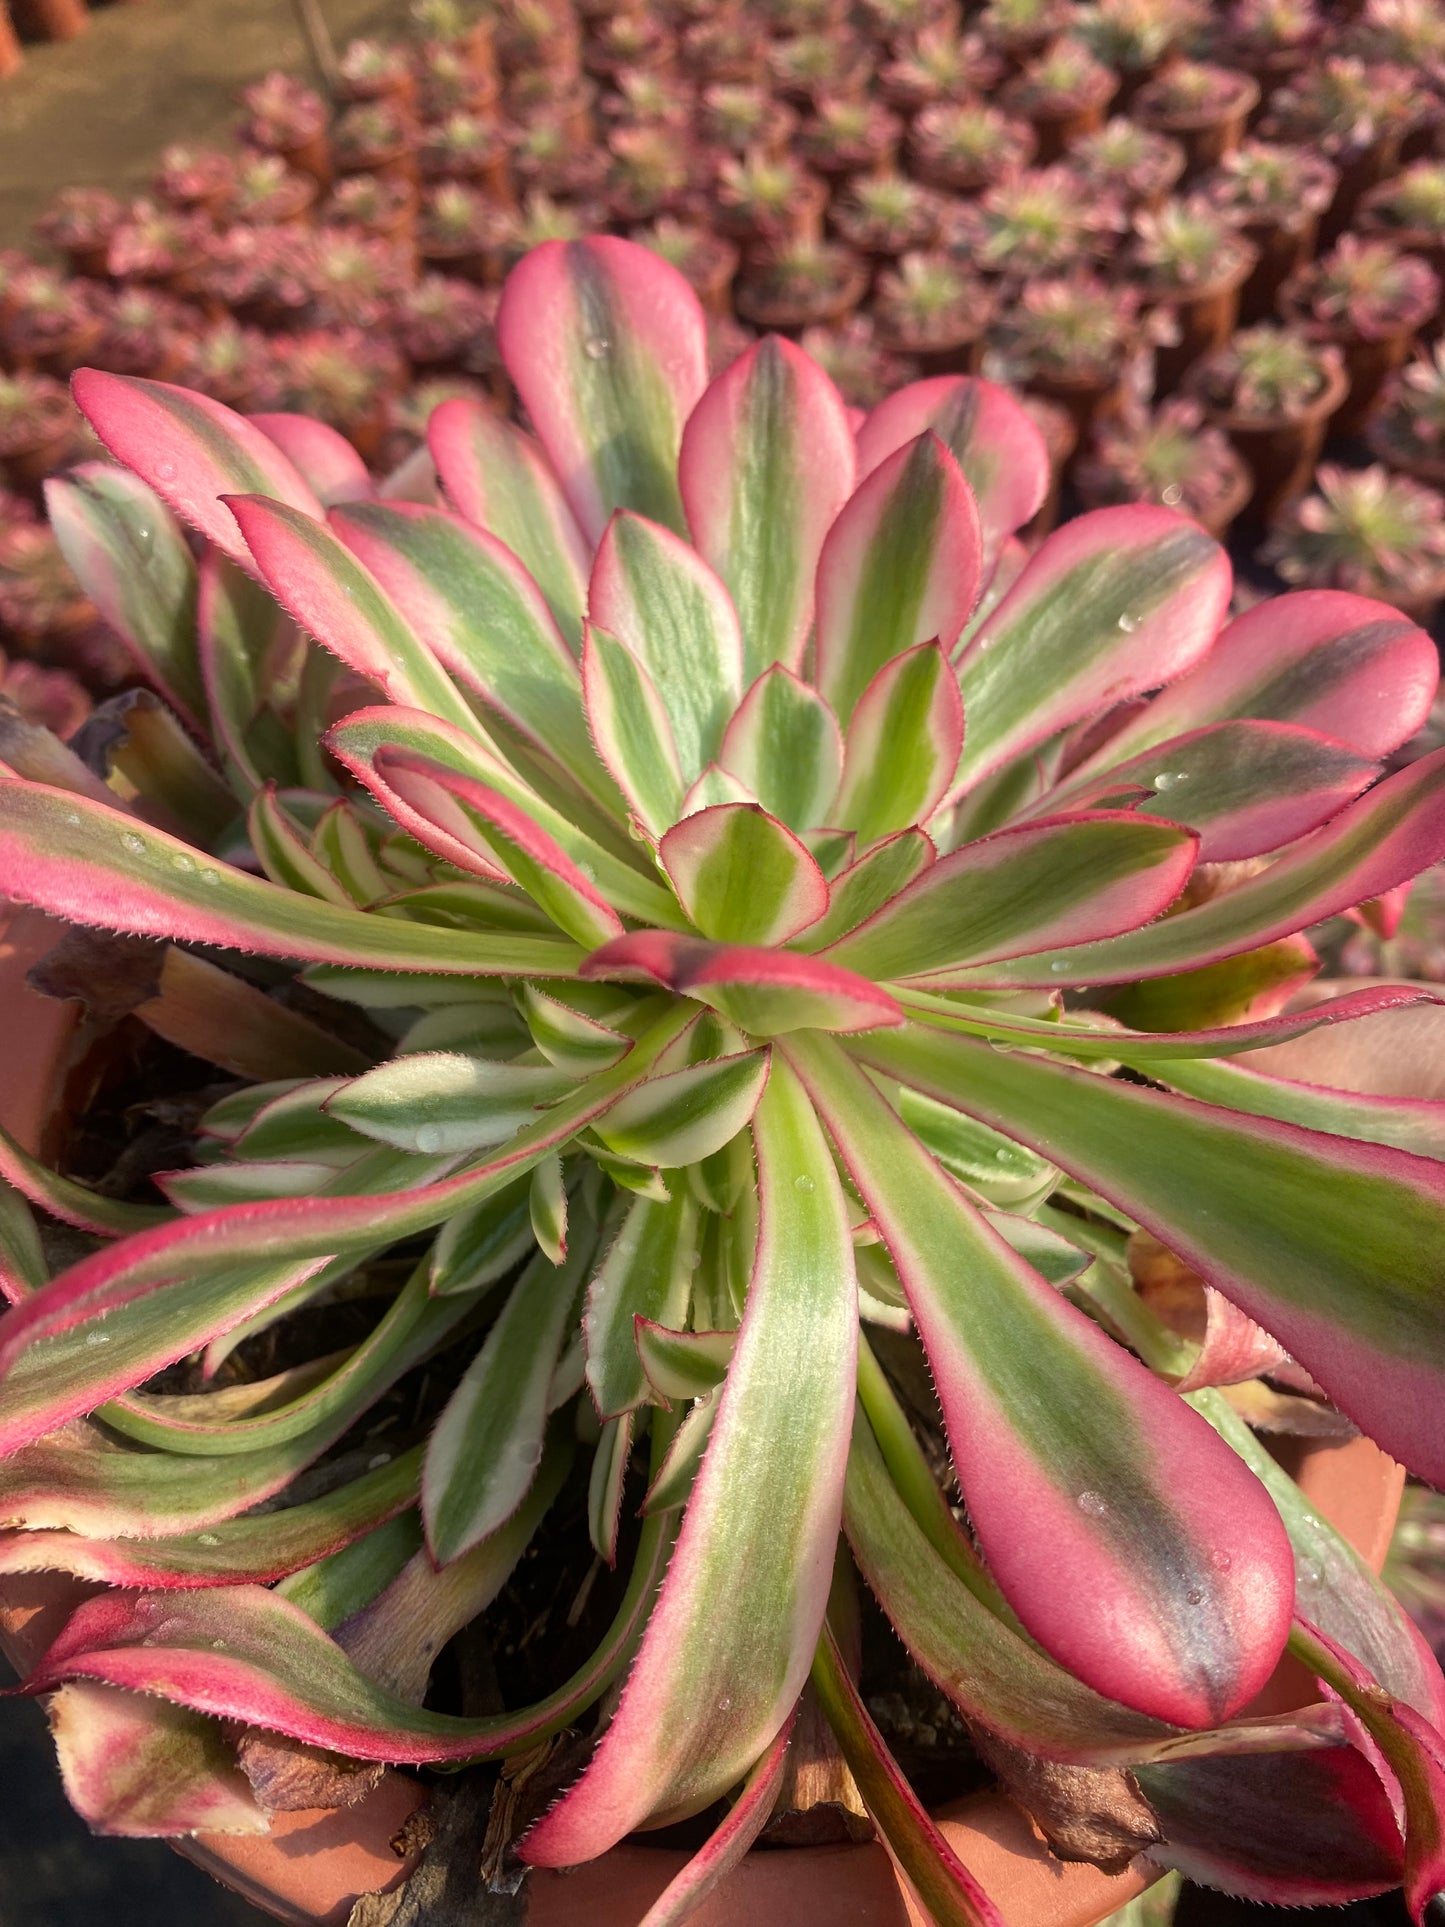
[0,907,1413,1925]
[1022,362,1129,444]
[734,257,872,337]
[1323,131,1409,246]
[1208,350,1350,528]
[1286,315,1425,439]
[1237,210,1320,326]
[1021,80,1119,167]
[1135,72,1261,180]
[1149,250,1258,398]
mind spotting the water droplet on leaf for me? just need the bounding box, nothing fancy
[1185,1587,1204,1605]
[1117,612,1140,634]
[154,458,178,482]
[172,853,196,872]
[794,1174,815,1193]
[121,832,145,854]
[196,1533,221,1547]
[1160,484,1183,507]
[1077,1490,1107,1516]
[1152,770,1187,792]
[199,867,221,886]
[584,336,610,360]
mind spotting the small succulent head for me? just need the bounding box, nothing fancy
[741,234,863,307]
[1190,322,1338,419]
[3,268,97,354]
[832,172,938,252]
[908,100,1035,189]
[802,93,899,166]
[0,521,90,640]
[1264,462,1445,600]
[153,144,237,209]
[797,312,917,404]
[768,27,863,94]
[959,166,1125,280]
[394,273,498,364]
[701,84,778,150]
[1131,195,1254,292]
[335,101,414,167]
[0,370,75,455]
[1002,270,1141,378]
[240,70,328,149]
[410,0,486,42]
[106,199,205,280]
[338,35,414,90]
[1369,340,1445,465]
[423,109,502,168]
[1288,235,1442,340]
[606,125,692,214]
[508,189,586,251]
[1079,397,1249,519]
[1343,0,1445,70]
[880,23,1001,108]
[1069,118,1186,203]
[227,152,315,220]
[979,0,1075,48]
[874,250,993,345]
[1361,160,1445,240]
[270,326,405,430]
[1264,54,1423,156]
[716,152,811,236]
[324,172,415,231]
[305,232,414,330]
[94,286,197,375]
[418,39,488,115]
[1224,0,1321,54]
[1075,0,1204,72]
[1136,58,1256,121]
[33,185,125,252]
[171,317,278,403]
[1201,139,1338,225]
[605,68,693,126]
[419,179,504,249]
[1004,36,1117,114]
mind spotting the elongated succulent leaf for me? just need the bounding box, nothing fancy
[815,432,982,727]
[586,1192,697,1418]
[660,804,828,945]
[497,236,708,540]
[854,1022,1445,1486]
[832,643,964,843]
[46,465,205,728]
[1156,1051,1445,1162]
[824,813,1196,983]
[856,375,1051,576]
[794,832,936,952]
[974,748,1445,989]
[592,1049,770,1168]
[955,508,1232,788]
[327,1051,576,1155]
[716,665,843,832]
[583,931,903,1035]
[590,512,745,783]
[70,371,323,569]
[427,398,590,643]
[521,1057,856,1859]
[790,1033,1294,1728]
[678,334,857,680]
[582,623,687,835]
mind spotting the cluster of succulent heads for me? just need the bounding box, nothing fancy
[0,235,1444,1912]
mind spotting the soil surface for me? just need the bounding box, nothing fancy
[0,0,418,247]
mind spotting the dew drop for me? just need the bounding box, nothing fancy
[172,852,196,872]
[367,1454,391,1471]
[196,1533,221,1547]
[210,1638,229,1651]
[64,812,79,826]
[121,831,146,854]
[994,1147,1013,1162]
[1077,1490,1107,1516]
[584,336,611,361]
[1160,484,1184,507]
[1209,1548,1232,1571]
[1050,959,1068,974]
[1185,1587,1205,1605]
[717,1695,732,1711]
[199,867,221,886]
[414,1124,446,1154]
[154,458,178,482]
[794,1174,815,1193]
[1117,612,1140,634]
[1151,770,1188,792]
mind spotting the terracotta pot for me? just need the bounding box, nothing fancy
[1134,71,1260,179]
[734,255,871,337]
[1322,131,1408,245]
[0,6,21,76]
[1024,363,1129,444]
[274,131,333,193]
[1016,77,1119,167]
[0,909,1412,1925]
[1237,210,1319,326]
[12,0,85,37]
[1208,350,1350,527]
[336,137,418,191]
[1148,247,1258,397]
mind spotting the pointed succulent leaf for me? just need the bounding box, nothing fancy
[0,781,579,978]
[590,512,745,784]
[327,1051,576,1156]
[582,623,687,836]
[0,1116,168,1238]
[0,1449,420,1589]
[592,1049,770,1169]
[1045,720,1380,863]
[1090,590,1438,771]
[517,983,632,1077]
[373,748,625,948]
[248,412,374,507]
[583,931,903,1035]
[1156,1050,1445,1163]
[660,804,829,946]
[46,465,205,728]
[794,832,936,952]
[955,508,1232,788]
[824,813,1196,984]
[326,705,674,927]
[248,785,356,906]
[529,1150,568,1263]
[224,493,483,737]
[521,1057,856,1860]
[430,1174,535,1297]
[427,398,590,644]
[329,500,602,791]
[815,432,982,727]
[586,1191,698,1418]
[976,748,1445,989]
[716,664,843,832]
[196,551,297,793]
[856,375,1051,577]
[70,370,323,570]
[833,643,964,843]
[47,1684,266,1840]
[636,1710,797,1927]
[812,1622,1006,1927]
[497,236,707,540]
[852,1021,1445,1487]
[588,1411,632,1565]
[635,1321,736,1403]
[642,1392,717,1514]
[678,334,857,680]
[791,1033,1294,1728]
[423,1243,585,1564]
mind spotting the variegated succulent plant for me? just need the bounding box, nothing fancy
[4,236,1445,1916]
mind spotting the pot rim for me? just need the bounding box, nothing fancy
[0,909,1407,1927]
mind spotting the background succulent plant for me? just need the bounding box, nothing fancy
[1,239,1444,1915]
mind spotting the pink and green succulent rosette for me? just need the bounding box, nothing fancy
[2,238,1445,1913]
